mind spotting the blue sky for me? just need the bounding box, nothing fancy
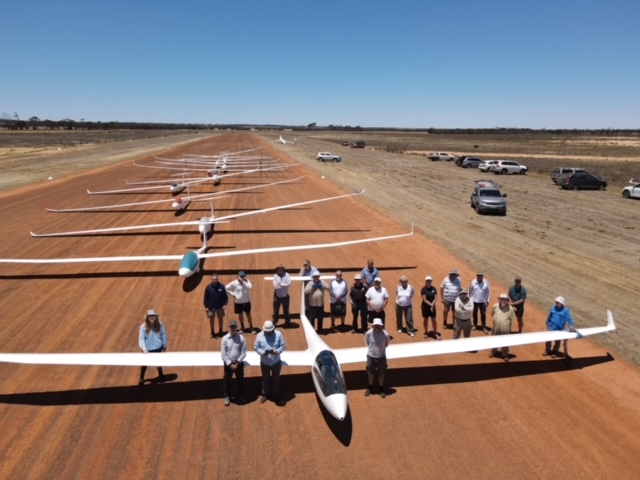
[2,0,638,129]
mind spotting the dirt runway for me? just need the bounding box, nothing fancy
[0,133,638,480]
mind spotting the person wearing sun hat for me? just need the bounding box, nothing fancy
[544,296,576,358]
[304,272,328,333]
[226,271,255,334]
[138,309,168,385]
[489,294,516,361]
[254,320,286,405]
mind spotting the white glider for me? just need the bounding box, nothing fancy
[31,189,366,238]
[0,283,616,422]
[1,224,413,278]
[277,135,296,145]
[46,177,304,213]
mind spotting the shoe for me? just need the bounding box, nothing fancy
[504,356,510,363]
[488,352,494,358]
[275,396,285,406]
[397,329,402,333]
[260,395,268,404]
[364,388,371,397]
[550,351,558,358]
[472,325,478,331]
[351,329,358,334]
[542,350,551,356]
[238,396,247,405]
[379,389,386,399]
[482,326,490,334]
[408,331,415,337]
[157,375,166,383]
[210,331,216,338]
[331,325,337,332]
[138,378,145,386]
[252,328,258,335]
[224,396,230,406]
[435,332,442,341]
[423,334,429,339]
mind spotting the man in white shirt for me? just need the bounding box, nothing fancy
[226,271,255,333]
[272,265,292,328]
[469,272,491,334]
[329,270,348,331]
[395,275,415,337]
[366,277,389,326]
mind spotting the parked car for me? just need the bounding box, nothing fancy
[551,167,586,184]
[559,172,607,190]
[470,179,507,215]
[478,160,498,172]
[461,157,483,168]
[491,160,528,175]
[351,141,365,148]
[341,141,350,146]
[455,155,470,166]
[622,179,640,199]
[316,152,342,162]
[427,152,455,161]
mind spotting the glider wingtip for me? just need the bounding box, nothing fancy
[607,309,615,329]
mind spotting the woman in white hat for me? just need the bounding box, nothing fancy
[138,309,168,385]
[489,294,515,361]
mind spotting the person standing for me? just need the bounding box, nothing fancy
[366,277,389,326]
[544,296,576,358]
[361,259,380,289]
[469,272,491,334]
[138,309,167,385]
[203,274,228,338]
[300,259,320,316]
[304,272,328,332]
[453,289,473,340]
[254,320,286,405]
[272,265,292,328]
[441,269,462,330]
[329,270,348,331]
[226,271,255,333]
[489,294,516,361]
[221,319,247,406]
[395,275,415,337]
[508,276,527,333]
[421,276,440,340]
[365,318,390,398]
[349,274,368,334]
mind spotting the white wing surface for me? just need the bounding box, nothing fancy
[333,310,616,364]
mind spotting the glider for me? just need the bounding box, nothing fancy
[0,285,616,421]
[277,135,296,145]
[1,224,413,277]
[46,177,304,213]
[31,189,366,238]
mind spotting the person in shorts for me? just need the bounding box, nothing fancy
[364,318,390,398]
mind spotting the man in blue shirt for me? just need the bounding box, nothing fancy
[204,274,228,338]
[254,320,286,405]
[544,296,575,358]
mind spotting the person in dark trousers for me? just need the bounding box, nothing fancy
[221,320,247,406]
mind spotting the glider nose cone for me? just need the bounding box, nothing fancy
[179,252,199,277]
[325,393,348,421]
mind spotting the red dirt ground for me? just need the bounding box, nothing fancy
[0,133,638,480]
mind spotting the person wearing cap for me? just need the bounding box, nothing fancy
[489,294,516,361]
[395,275,415,337]
[421,276,439,340]
[300,259,320,317]
[361,259,380,289]
[469,272,491,334]
[254,320,286,405]
[508,276,527,333]
[329,270,348,332]
[364,318,390,398]
[304,272,328,333]
[138,309,168,385]
[441,269,462,330]
[453,289,473,340]
[203,274,228,338]
[272,265,292,328]
[366,277,389,326]
[349,274,368,333]
[226,271,255,334]
[221,320,247,406]
[544,296,576,358]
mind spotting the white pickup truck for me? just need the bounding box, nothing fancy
[427,152,455,161]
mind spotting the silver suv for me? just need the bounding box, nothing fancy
[317,152,342,162]
[491,160,528,175]
[470,180,507,215]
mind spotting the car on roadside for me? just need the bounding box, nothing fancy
[478,160,498,172]
[551,167,586,184]
[622,179,640,199]
[461,157,483,169]
[317,152,342,162]
[470,179,507,215]
[559,172,607,190]
[491,160,528,175]
[427,152,455,161]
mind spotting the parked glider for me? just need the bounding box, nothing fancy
[277,135,296,145]
[0,285,616,421]
[46,177,304,213]
[32,189,366,238]
[1,224,414,278]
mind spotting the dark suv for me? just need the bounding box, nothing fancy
[559,172,607,190]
